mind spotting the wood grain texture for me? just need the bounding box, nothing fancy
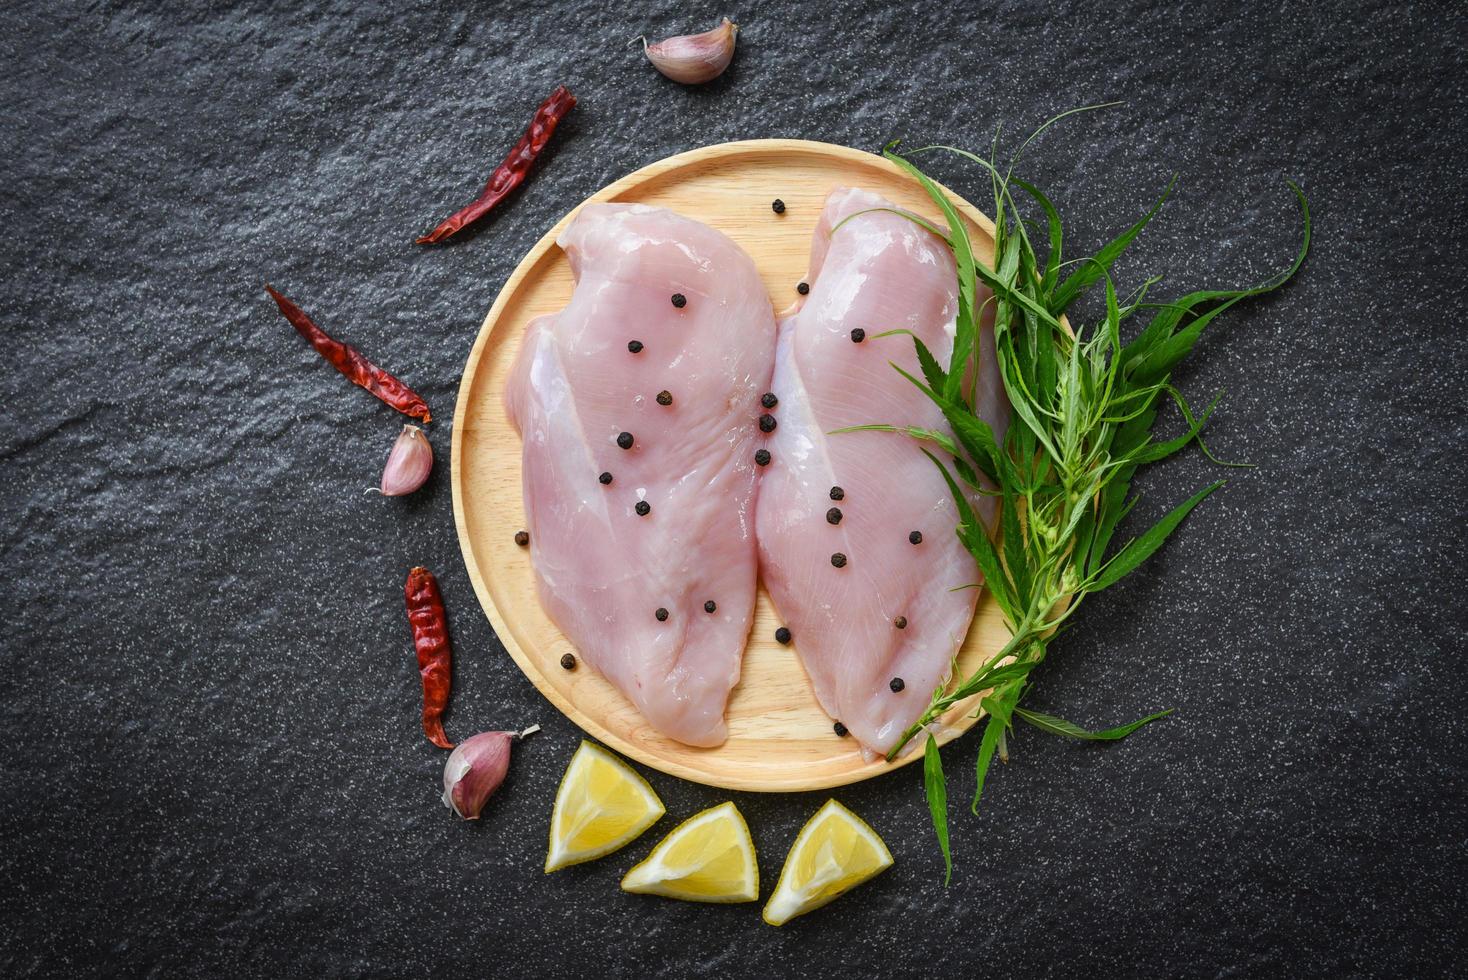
[451,139,1005,791]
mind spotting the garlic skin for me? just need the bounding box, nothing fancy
[643,18,737,85]
[442,725,539,820]
[380,425,433,496]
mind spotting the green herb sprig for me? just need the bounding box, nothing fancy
[867,114,1310,883]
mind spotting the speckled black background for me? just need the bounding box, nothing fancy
[3,1,1466,977]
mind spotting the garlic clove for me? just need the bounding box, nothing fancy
[643,18,737,85]
[380,424,433,496]
[442,725,539,820]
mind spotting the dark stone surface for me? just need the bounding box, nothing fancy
[2,1,1465,976]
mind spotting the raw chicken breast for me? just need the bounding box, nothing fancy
[756,187,1009,755]
[505,203,776,747]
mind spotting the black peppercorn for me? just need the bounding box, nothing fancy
[758,413,777,433]
[599,471,613,485]
[754,449,771,467]
[826,507,842,525]
[850,328,866,343]
[627,340,644,354]
[889,676,905,692]
[635,500,651,516]
[894,616,907,630]
[761,392,778,409]
[909,530,923,545]
[833,721,848,737]
[797,281,809,295]
[831,552,847,568]
[829,486,844,501]
[514,530,529,547]
[775,626,792,645]
[561,653,577,671]
[617,431,634,450]
[655,607,669,622]
[671,293,687,308]
[656,390,673,406]
[771,199,786,214]
[704,600,717,614]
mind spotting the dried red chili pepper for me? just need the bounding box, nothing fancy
[415,85,576,244]
[404,566,454,749]
[265,286,431,423]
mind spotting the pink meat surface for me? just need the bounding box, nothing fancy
[504,203,776,747]
[756,187,1009,755]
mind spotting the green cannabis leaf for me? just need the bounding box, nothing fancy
[874,111,1311,879]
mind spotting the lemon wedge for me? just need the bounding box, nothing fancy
[620,801,759,903]
[545,741,665,872]
[762,799,893,926]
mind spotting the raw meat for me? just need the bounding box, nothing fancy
[505,203,776,747]
[756,187,1009,755]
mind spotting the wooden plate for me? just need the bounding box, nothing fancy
[451,139,1006,791]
